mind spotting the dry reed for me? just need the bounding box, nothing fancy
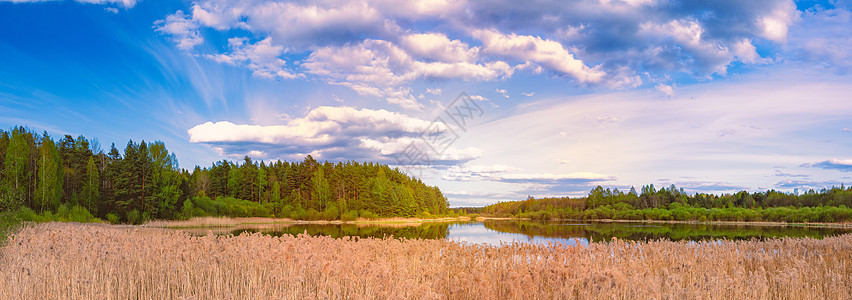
[144,217,297,228]
[144,216,470,229]
[2,222,851,299]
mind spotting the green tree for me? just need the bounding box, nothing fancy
[257,163,268,203]
[35,133,63,212]
[311,167,332,211]
[149,141,182,219]
[227,167,241,198]
[4,128,32,210]
[79,156,99,214]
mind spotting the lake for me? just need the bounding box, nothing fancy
[174,220,852,246]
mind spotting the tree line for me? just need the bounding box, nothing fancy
[0,126,449,223]
[480,183,852,222]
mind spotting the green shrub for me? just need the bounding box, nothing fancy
[321,205,339,220]
[69,205,98,223]
[106,213,120,224]
[126,209,140,225]
[57,204,70,218]
[341,210,359,221]
[305,209,321,220]
[181,200,194,220]
[359,210,379,220]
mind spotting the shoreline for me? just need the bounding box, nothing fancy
[145,215,852,230]
[476,216,852,229]
[144,216,473,228]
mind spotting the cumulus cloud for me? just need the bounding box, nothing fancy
[472,28,605,83]
[187,106,481,165]
[302,38,514,109]
[638,18,757,76]
[152,0,806,108]
[801,159,852,172]
[521,91,535,97]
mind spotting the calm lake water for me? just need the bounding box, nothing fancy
[177,220,852,246]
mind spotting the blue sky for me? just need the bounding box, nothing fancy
[2,0,851,206]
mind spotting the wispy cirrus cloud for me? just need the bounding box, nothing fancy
[774,169,809,178]
[2,0,138,8]
[443,164,614,185]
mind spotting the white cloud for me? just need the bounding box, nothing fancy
[596,115,618,124]
[152,0,813,108]
[205,37,301,79]
[732,38,766,64]
[468,95,487,101]
[639,18,734,76]
[188,105,479,164]
[655,83,674,97]
[154,10,202,50]
[425,88,442,95]
[759,0,798,43]
[495,88,509,98]
[472,29,605,83]
[303,39,513,109]
[400,33,479,63]
[521,91,535,97]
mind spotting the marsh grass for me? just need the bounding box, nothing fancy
[144,216,297,228]
[2,222,852,299]
[145,216,471,229]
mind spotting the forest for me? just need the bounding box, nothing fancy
[0,126,449,224]
[480,184,852,223]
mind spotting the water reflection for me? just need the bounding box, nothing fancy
[174,220,852,245]
[447,223,589,246]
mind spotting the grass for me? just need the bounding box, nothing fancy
[2,223,852,299]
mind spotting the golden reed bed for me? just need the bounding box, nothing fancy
[1,223,851,299]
